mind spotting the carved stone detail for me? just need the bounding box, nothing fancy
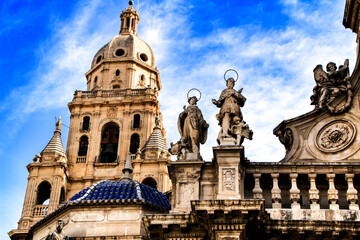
[310,59,352,113]
[274,126,293,153]
[107,106,118,118]
[222,168,235,191]
[179,183,194,204]
[316,120,355,152]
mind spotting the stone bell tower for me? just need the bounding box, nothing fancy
[65,0,170,198]
[10,118,68,239]
[9,2,170,239]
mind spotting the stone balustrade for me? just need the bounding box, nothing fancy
[32,205,49,217]
[76,156,86,163]
[245,163,360,211]
[74,88,156,99]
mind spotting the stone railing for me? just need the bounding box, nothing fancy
[74,88,155,99]
[245,163,360,211]
[32,205,49,217]
[76,156,86,163]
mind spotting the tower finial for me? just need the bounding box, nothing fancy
[56,116,62,132]
[120,0,140,35]
[121,153,133,181]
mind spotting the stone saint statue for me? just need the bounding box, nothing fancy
[46,219,69,240]
[311,59,352,114]
[212,77,252,145]
[170,95,209,160]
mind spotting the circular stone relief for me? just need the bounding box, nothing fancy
[316,120,356,153]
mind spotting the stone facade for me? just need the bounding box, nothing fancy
[9,0,360,240]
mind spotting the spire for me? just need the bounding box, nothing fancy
[41,117,66,156]
[120,0,140,35]
[121,153,133,181]
[141,116,168,153]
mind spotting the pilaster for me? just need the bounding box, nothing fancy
[168,160,203,213]
[213,146,245,200]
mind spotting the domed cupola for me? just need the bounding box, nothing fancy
[86,0,160,91]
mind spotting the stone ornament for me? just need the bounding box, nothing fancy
[212,70,253,145]
[46,219,69,240]
[274,127,293,153]
[316,120,356,152]
[223,169,235,191]
[179,183,194,204]
[169,89,209,160]
[311,59,352,114]
[107,106,118,118]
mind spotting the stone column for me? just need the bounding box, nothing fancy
[253,173,263,199]
[271,173,281,208]
[289,173,300,209]
[213,146,245,199]
[327,174,339,210]
[345,173,359,210]
[308,174,320,210]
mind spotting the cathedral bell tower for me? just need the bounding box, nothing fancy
[10,118,68,239]
[65,0,169,198]
[10,3,171,239]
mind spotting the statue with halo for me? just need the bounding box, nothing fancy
[169,89,209,160]
[212,69,253,145]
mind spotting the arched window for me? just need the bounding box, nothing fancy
[142,177,157,189]
[115,69,120,76]
[78,136,89,156]
[100,122,119,163]
[82,116,90,131]
[113,85,120,89]
[130,134,140,154]
[133,114,140,129]
[59,187,65,204]
[94,76,98,86]
[36,181,51,205]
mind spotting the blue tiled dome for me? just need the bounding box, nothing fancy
[67,180,171,211]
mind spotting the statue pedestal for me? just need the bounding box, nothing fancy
[218,137,237,146]
[184,152,202,161]
[213,145,245,200]
[168,160,204,213]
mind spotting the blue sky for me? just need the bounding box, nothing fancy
[0,0,357,238]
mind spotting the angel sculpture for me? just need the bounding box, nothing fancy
[169,89,209,160]
[310,59,352,114]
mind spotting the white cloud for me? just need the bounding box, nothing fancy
[0,0,356,161]
[139,0,357,162]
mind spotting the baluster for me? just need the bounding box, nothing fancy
[253,173,263,199]
[271,173,281,208]
[345,174,358,210]
[290,173,300,209]
[308,174,320,210]
[327,174,339,210]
